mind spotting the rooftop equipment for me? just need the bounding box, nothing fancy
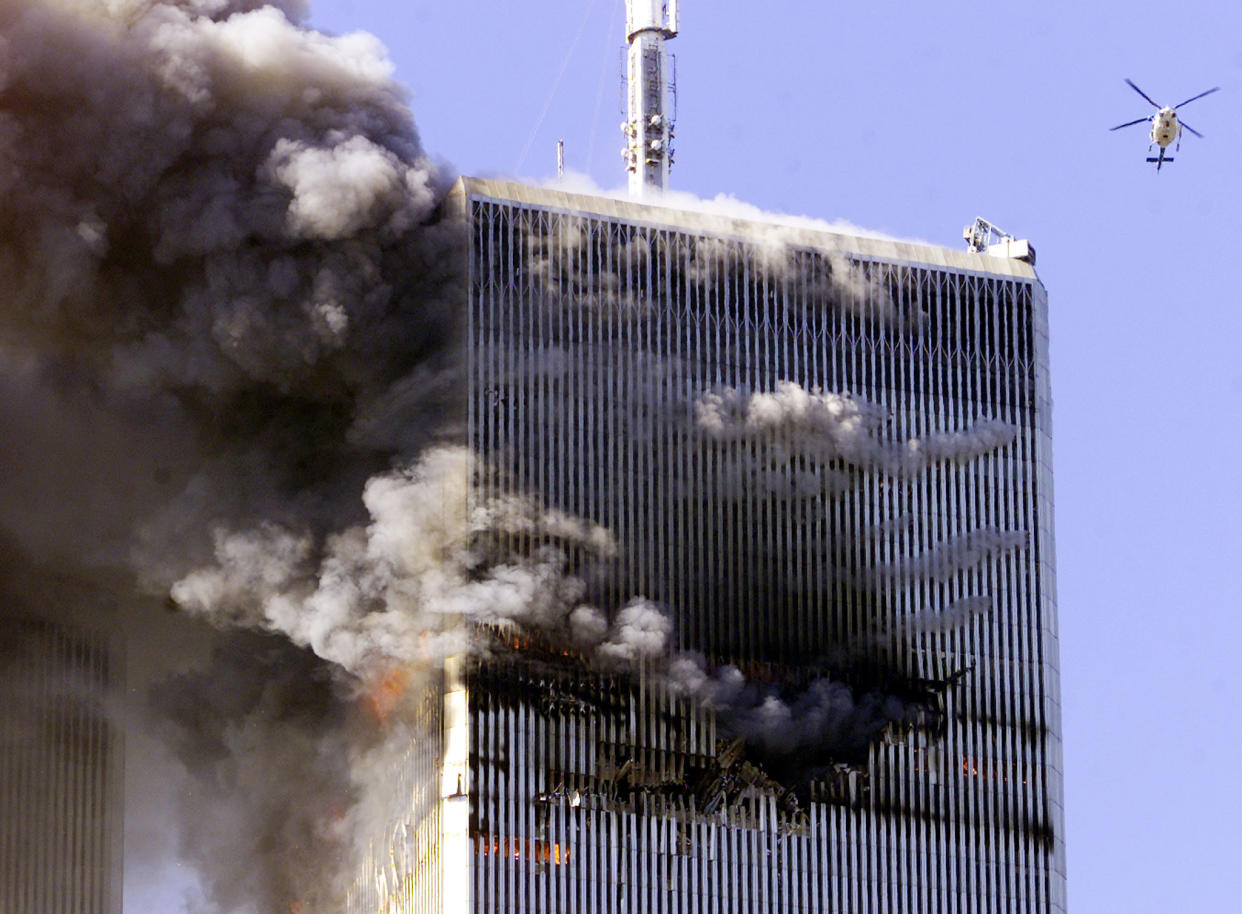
[963,217,1036,265]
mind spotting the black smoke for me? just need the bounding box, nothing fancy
[0,1,464,910]
[149,634,355,914]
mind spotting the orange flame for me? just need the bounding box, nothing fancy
[362,667,412,722]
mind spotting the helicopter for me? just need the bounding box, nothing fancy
[1110,79,1219,171]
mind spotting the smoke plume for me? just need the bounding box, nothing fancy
[169,445,647,679]
[0,0,469,602]
[0,0,464,910]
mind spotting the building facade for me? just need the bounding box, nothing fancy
[0,616,124,914]
[354,177,1064,914]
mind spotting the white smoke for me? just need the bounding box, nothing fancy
[594,599,674,666]
[171,446,648,680]
[696,381,1018,476]
[908,419,1020,463]
[266,134,434,241]
[696,383,887,461]
[545,171,921,244]
[524,209,897,322]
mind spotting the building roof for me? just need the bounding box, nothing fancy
[453,177,1040,283]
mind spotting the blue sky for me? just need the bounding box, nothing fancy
[309,2,1242,911]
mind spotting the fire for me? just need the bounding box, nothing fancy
[362,666,413,722]
[474,833,571,865]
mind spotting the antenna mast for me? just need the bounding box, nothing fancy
[623,0,678,195]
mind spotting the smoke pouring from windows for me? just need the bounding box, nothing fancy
[0,2,1025,910]
[695,381,1018,477]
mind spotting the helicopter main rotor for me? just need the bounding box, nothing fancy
[1110,79,1219,135]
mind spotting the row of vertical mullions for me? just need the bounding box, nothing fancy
[468,196,1059,912]
[975,276,1005,909]
[944,269,975,913]
[962,274,987,911]
[0,624,117,914]
[345,698,443,913]
[1018,277,1060,908]
[921,265,962,896]
[997,279,1030,909]
[1005,274,1046,907]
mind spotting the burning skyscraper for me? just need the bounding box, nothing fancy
[341,174,1064,913]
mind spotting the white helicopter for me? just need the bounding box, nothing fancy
[1110,78,1219,171]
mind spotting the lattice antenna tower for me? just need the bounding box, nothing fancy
[623,0,678,194]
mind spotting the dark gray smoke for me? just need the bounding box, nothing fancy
[0,1,463,910]
[149,634,354,914]
[0,0,462,568]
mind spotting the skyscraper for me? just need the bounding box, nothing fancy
[0,615,124,914]
[342,177,1062,914]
